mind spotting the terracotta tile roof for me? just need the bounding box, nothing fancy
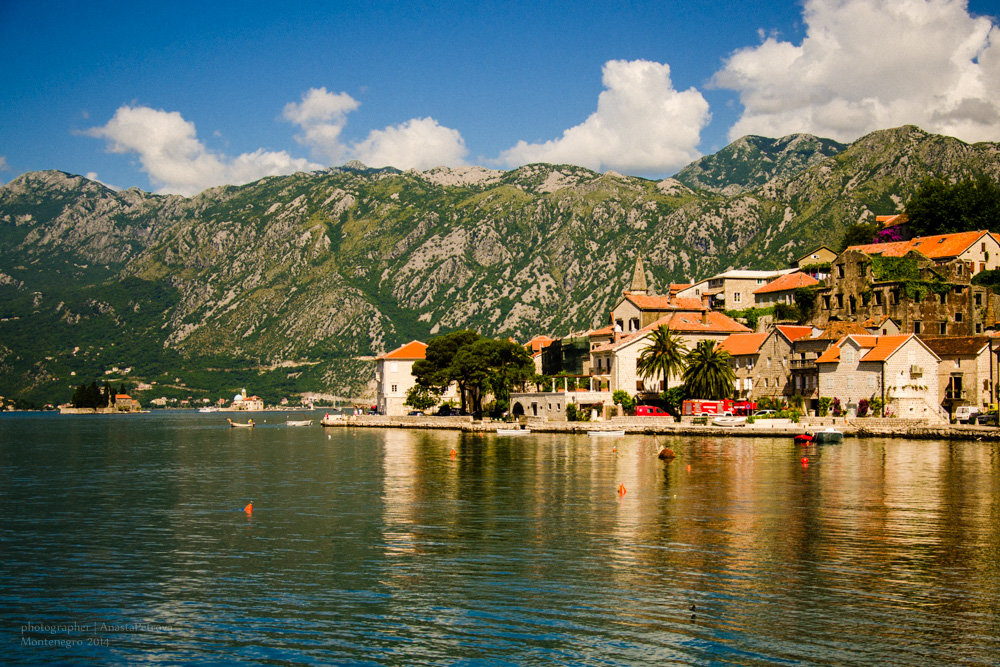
[377,340,427,360]
[669,283,692,293]
[524,335,554,352]
[115,394,132,400]
[589,326,614,336]
[623,293,705,311]
[753,272,819,294]
[848,230,994,261]
[859,335,912,362]
[720,333,767,356]
[595,311,750,353]
[813,321,870,340]
[775,325,815,343]
[815,334,918,364]
[919,335,991,357]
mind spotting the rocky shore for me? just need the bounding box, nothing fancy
[322,415,1000,441]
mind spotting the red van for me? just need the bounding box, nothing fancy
[635,405,670,416]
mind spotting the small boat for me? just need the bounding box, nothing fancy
[813,428,844,444]
[793,433,814,445]
[286,419,313,427]
[320,413,344,426]
[198,407,219,413]
[588,430,626,437]
[496,427,531,435]
[713,416,746,427]
[228,418,255,428]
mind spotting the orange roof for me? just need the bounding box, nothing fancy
[720,333,767,356]
[669,283,692,294]
[753,272,819,294]
[622,293,705,311]
[815,334,917,364]
[848,230,995,261]
[775,325,814,343]
[860,335,913,362]
[524,335,554,353]
[813,321,870,340]
[377,340,427,360]
[115,394,132,400]
[589,325,614,337]
[875,213,907,226]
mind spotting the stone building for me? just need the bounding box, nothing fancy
[677,269,796,310]
[919,336,997,417]
[753,272,820,308]
[813,244,999,337]
[753,325,816,400]
[720,333,766,399]
[789,322,870,411]
[375,340,428,416]
[816,334,944,422]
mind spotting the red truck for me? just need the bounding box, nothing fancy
[682,399,757,416]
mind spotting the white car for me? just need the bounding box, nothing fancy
[753,409,776,417]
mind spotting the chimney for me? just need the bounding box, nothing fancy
[702,309,709,325]
[701,294,711,311]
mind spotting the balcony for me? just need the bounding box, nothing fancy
[790,358,817,370]
[944,389,967,401]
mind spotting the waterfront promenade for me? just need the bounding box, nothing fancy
[323,414,1000,441]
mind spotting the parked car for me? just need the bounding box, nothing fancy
[752,409,776,417]
[974,411,998,426]
[635,405,670,416]
[954,405,981,423]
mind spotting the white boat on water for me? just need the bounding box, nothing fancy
[496,428,531,435]
[813,427,844,444]
[286,419,313,427]
[198,407,219,413]
[712,416,746,427]
[227,418,255,428]
[588,430,626,437]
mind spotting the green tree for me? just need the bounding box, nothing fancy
[412,330,480,413]
[838,221,880,251]
[682,340,735,400]
[794,286,818,322]
[636,325,688,392]
[661,386,686,417]
[612,390,635,414]
[404,385,438,412]
[905,175,1000,237]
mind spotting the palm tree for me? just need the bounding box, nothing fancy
[682,339,736,399]
[636,325,688,392]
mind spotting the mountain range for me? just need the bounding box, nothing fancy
[2,125,999,406]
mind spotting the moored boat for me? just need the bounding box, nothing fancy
[228,418,255,428]
[793,433,814,445]
[587,430,626,437]
[813,428,844,444]
[286,419,313,427]
[713,416,746,427]
[496,428,530,435]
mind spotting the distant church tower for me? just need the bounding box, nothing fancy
[627,255,649,295]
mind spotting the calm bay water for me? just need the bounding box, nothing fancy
[1,411,999,665]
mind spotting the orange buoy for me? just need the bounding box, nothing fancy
[449,449,457,459]
[801,456,809,466]
[658,448,675,460]
[612,446,617,453]
[686,464,691,472]
[243,501,253,514]
[618,483,626,496]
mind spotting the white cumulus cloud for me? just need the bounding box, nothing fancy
[713,0,1000,143]
[499,59,711,174]
[85,105,322,196]
[283,88,468,170]
[353,117,467,170]
[282,87,360,164]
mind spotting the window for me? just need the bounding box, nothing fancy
[913,322,921,334]
[837,264,845,278]
[823,295,831,309]
[836,294,844,309]
[976,323,983,333]
[734,293,742,303]
[391,384,397,393]
[955,312,963,322]
[939,292,947,304]
[940,322,947,334]
[875,291,883,306]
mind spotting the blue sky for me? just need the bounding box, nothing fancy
[1,0,998,194]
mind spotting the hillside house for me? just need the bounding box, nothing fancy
[813,241,1000,337]
[753,271,820,308]
[816,334,944,422]
[793,246,838,279]
[789,321,871,411]
[676,269,796,310]
[375,340,428,416]
[114,393,141,412]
